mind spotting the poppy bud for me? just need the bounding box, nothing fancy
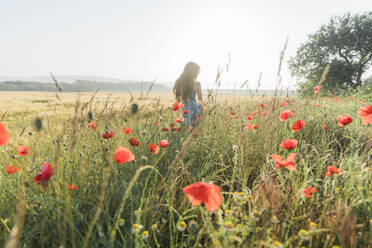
[131,103,139,114]
[188,220,199,234]
[34,118,44,131]
[88,111,94,120]
[140,156,148,163]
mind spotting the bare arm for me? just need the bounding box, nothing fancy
[196,83,203,102]
[196,82,204,115]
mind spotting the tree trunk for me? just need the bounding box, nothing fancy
[354,66,364,88]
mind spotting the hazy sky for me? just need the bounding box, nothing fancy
[1,0,371,89]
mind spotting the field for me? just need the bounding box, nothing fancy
[0,91,371,248]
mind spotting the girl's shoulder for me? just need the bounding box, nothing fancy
[194,81,201,87]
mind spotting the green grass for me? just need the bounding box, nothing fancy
[0,95,371,248]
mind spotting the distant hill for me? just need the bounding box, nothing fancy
[0,75,280,95]
[0,75,134,84]
[213,88,282,95]
[0,80,279,95]
[0,80,172,93]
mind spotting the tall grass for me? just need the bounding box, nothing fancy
[0,92,371,248]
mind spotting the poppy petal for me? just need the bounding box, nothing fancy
[203,184,223,211]
[0,122,10,146]
[115,146,135,164]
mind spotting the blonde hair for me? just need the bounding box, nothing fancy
[173,62,200,102]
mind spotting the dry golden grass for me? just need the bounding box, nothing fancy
[0,91,262,117]
[0,91,172,116]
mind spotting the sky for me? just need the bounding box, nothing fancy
[1,0,371,89]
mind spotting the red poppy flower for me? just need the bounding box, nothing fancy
[313,85,322,94]
[121,127,131,134]
[172,102,184,111]
[271,153,297,171]
[0,122,10,146]
[357,105,372,126]
[154,121,160,126]
[259,103,265,107]
[331,96,339,102]
[175,118,183,123]
[183,110,189,115]
[66,184,78,191]
[159,139,169,148]
[169,123,175,128]
[251,111,259,116]
[325,166,340,176]
[280,102,286,107]
[108,130,115,137]
[189,128,193,132]
[302,187,318,198]
[279,109,294,121]
[171,127,181,131]
[17,145,30,156]
[6,164,19,174]
[246,116,253,121]
[315,104,320,108]
[323,125,327,130]
[246,124,259,130]
[291,120,305,131]
[183,182,222,212]
[337,115,353,127]
[87,121,97,130]
[115,146,135,164]
[162,127,169,132]
[261,111,267,117]
[102,130,115,139]
[129,137,140,147]
[33,162,53,189]
[230,110,236,116]
[148,144,160,154]
[280,139,298,150]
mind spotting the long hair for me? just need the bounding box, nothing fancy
[173,62,200,102]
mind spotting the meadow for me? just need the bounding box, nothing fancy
[0,90,371,248]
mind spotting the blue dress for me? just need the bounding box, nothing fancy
[182,82,201,126]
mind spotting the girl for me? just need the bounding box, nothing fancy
[173,62,204,126]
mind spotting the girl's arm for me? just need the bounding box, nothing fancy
[196,82,204,115]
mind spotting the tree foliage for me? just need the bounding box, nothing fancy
[289,12,372,95]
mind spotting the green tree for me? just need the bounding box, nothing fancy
[289,12,372,95]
